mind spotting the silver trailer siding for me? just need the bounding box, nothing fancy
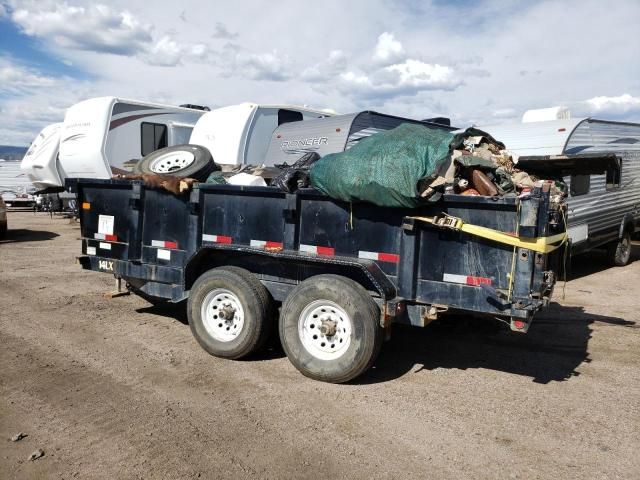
[563,120,640,247]
[263,111,453,166]
[483,118,640,261]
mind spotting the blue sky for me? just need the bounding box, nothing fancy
[1,0,639,145]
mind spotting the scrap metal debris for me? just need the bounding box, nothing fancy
[113,173,198,195]
[10,432,27,442]
[28,449,45,461]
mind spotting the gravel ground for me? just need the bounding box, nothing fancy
[1,211,639,480]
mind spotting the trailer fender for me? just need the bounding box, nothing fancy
[618,213,636,239]
[184,246,397,301]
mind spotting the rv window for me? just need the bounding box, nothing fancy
[278,109,303,126]
[570,175,590,196]
[141,122,168,156]
[606,162,621,190]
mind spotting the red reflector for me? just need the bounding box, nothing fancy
[217,236,233,244]
[265,241,283,249]
[105,234,118,242]
[378,253,400,263]
[466,276,492,286]
[316,246,335,256]
[558,128,566,132]
[164,241,178,249]
[513,320,526,329]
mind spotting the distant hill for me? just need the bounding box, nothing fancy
[0,145,28,161]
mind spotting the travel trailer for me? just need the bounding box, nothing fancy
[482,118,640,265]
[20,122,63,191]
[22,100,330,189]
[262,111,455,167]
[21,97,208,192]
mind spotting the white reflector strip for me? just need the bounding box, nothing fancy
[358,250,400,263]
[299,244,317,254]
[86,246,96,256]
[94,233,106,240]
[250,239,283,249]
[151,240,164,247]
[157,249,171,260]
[202,234,232,244]
[299,244,335,255]
[443,273,492,286]
[99,242,111,251]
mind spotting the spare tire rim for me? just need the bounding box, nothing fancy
[201,288,245,342]
[149,150,195,173]
[298,300,352,360]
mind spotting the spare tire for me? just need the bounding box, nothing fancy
[134,144,218,181]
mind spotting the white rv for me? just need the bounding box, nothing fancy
[22,99,329,189]
[20,122,63,191]
[21,97,208,191]
[125,103,331,178]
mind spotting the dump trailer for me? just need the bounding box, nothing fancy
[70,178,566,383]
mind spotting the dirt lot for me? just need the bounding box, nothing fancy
[1,211,639,480]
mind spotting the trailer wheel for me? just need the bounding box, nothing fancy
[188,267,271,359]
[279,275,382,383]
[134,144,218,181]
[608,230,632,266]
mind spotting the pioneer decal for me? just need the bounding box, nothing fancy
[281,137,328,152]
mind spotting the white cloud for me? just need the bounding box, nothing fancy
[233,50,292,81]
[372,32,404,65]
[387,60,459,90]
[0,4,6,17]
[211,22,238,40]
[584,94,640,117]
[339,59,461,101]
[8,1,214,67]
[0,59,60,96]
[145,36,211,67]
[11,2,154,56]
[301,50,348,82]
[1,0,639,146]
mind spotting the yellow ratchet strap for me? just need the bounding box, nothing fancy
[409,213,567,254]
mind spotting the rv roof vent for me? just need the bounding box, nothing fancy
[422,117,451,126]
[179,104,211,111]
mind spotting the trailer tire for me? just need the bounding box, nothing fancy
[134,144,218,181]
[188,267,271,359]
[279,275,382,383]
[608,230,632,266]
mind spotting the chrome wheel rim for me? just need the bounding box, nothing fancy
[298,300,352,360]
[149,151,195,173]
[201,289,244,342]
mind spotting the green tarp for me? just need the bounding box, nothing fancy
[310,123,455,208]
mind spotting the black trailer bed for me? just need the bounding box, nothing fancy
[72,178,564,332]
